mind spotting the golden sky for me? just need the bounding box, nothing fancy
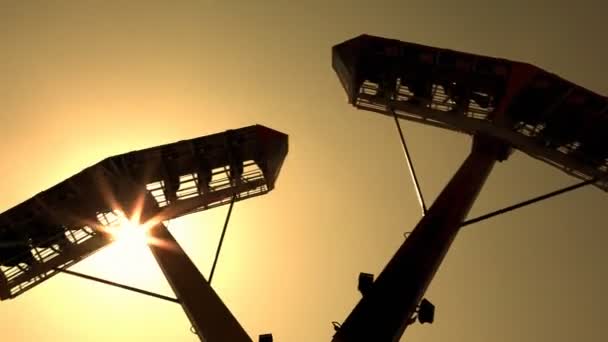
[0,1,607,341]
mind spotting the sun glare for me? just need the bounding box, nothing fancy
[86,209,165,288]
[114,218,147,244]
[102,210,150,245]
[97,209,172,252]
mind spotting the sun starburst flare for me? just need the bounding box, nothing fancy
[98,207,174,251]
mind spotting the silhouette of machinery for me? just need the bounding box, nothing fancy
[0,125,288,342]
[332,34,607,341]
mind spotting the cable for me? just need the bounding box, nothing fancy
[188,195,236,336]
[208,194,236,285]
[190,195,236,336]
[53,267,179,304]
[188,196,236,336]
[461,175,604,228]
[390,107,427,216]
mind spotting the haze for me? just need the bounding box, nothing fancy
[0,1,606,341]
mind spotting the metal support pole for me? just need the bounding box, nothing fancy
[147,223,252,342]
[333,135,511,342]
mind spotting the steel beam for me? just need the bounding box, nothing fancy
[332,134,510,342]
[147,223,252,342]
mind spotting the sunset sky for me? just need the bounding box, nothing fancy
[1,1,607,341]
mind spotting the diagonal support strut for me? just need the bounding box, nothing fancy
[53,267,179,304]
[209,195,236,284]
[391,108,427,216]
[461,175,604,228]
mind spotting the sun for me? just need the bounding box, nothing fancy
[97,208,173,253]
[100,210,150,246]
[112,216,148,244]
[85,209,167,288]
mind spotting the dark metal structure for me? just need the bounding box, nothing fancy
[333,34,608,190]
[0,124,288,341]
[331,34,607,341]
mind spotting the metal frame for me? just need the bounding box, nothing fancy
[333,34,608,191]
[334,115,603,341]
[1,125,288,342]
[0,126,286,300]
[332,34,607,341]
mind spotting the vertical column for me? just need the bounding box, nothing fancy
[147,223,252,342]
[333,134,510,342]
